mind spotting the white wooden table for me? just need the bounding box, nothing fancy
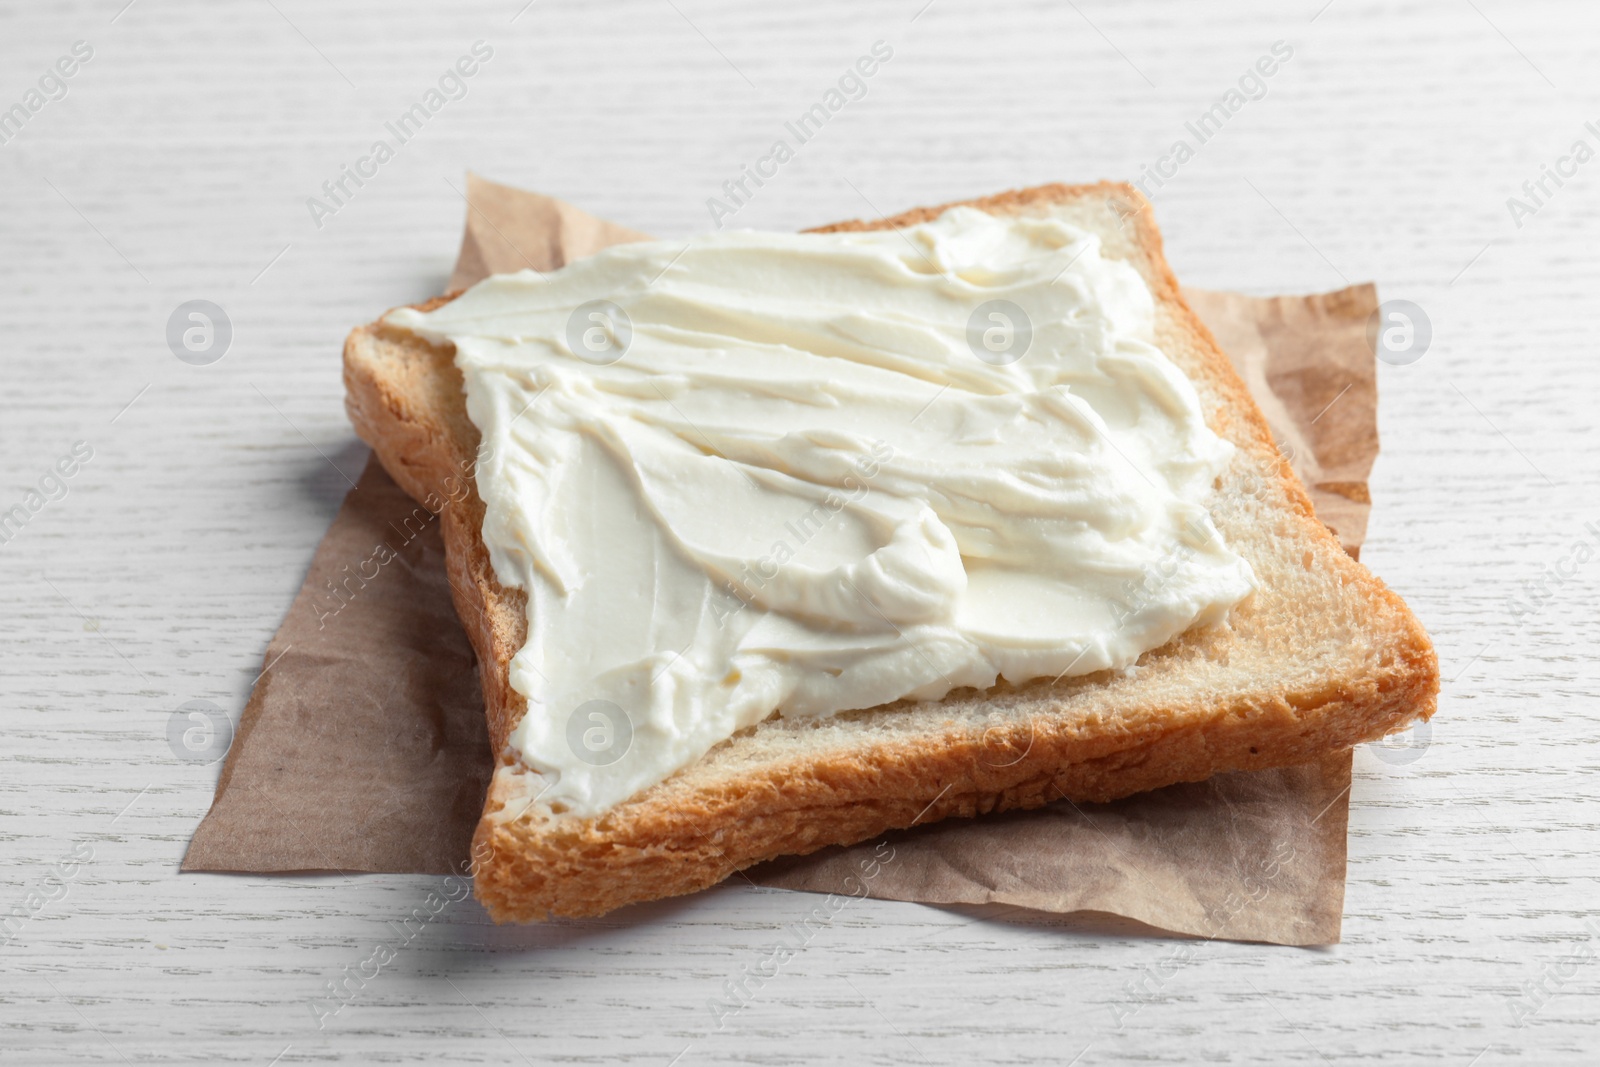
[2,0,1595,1061]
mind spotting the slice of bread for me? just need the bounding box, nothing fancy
[343,183,1438,922]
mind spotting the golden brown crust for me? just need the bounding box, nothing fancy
[342,182,1439,922]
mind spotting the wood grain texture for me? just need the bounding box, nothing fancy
[0,0,1594,1062]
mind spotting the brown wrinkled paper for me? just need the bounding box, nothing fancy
[184,174,1383,945]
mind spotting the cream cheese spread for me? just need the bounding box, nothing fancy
[386,205,1257,816]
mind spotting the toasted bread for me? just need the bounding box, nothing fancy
[342,183,1437,921]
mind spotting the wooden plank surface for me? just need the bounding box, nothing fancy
[1,0,1595,1061]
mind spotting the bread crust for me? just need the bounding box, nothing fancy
[342,183,1438,921]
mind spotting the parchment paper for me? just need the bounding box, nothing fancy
[183,175,1383,946]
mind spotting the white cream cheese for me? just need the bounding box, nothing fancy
[385,205,1256,816]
